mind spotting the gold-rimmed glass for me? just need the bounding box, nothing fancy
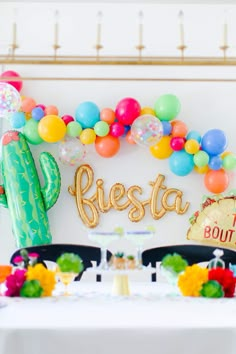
[56,271,77,296]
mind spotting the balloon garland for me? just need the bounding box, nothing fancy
[0,70,236,195]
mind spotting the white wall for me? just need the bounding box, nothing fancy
[0,2,236,263]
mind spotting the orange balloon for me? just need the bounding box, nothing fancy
[150,136,173,159]
[95,135,120,158]
[100,108,116,124]
[172,121,188,137]
[38,115,66,143]
[204,169,229,194]
[45,105,59,115]
[126,130,136,144]
[21,97,36,113]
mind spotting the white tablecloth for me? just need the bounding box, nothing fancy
[0,281,236,354]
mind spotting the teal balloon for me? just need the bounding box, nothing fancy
[186,130,202,143]
[94,121,109,137]
[193,150,209,167]
[154,94,181,121]
[75,101,100,128]
[10,111,26,129]
[169,150,194,176]
[23,119,43,145]
[223,154,236,170]
[66,121,82,137]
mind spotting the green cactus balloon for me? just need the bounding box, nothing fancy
[0,130,61,248]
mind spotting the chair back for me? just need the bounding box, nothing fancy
[142,244,236,282]
[10,243,112,281]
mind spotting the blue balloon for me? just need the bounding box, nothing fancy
[209,155,222,170]
[122,125,131,137]
[32,107,44,121]
[75,101,100,128]
[161,121,172,136]
[169,150,194,176]
[201,129,228,156]
[186,130,201,143]
[10,111,26,129]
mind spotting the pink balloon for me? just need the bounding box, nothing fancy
[36,104,46,111]
[170,137,185,151]
[115,97,141,125]
[62,115,74,125]
[110,122,125,137]
[0,70,23,92]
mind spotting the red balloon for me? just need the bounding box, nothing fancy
[115,97,141,125]
[95,135,120,158]
[0,70,23,92]
[204,169,229,194]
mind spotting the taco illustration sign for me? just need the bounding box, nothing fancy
[187,195,236,248]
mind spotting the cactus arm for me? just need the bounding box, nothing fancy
[0,184,8,208]
[40,152,61,211]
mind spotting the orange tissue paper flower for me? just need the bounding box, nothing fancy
[178,264,208,297]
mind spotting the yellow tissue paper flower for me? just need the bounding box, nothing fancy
[178,264,208,297]
[26,264,56,297]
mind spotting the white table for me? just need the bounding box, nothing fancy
[0,281,236,354]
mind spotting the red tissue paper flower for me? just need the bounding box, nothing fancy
[4,269,27,297]
[208,267,236,298]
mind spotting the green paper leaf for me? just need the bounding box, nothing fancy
[20,280,43,298]
[200,280,224,298]
[56,253,84,273]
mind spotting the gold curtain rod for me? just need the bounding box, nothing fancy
[1,55,236,66]
[1,77,236,82]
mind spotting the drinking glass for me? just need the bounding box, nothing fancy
[125,230,154,269]
[56,270,78,296]
[88,231,120,269]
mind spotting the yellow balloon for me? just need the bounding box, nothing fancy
[185,139,200,154]
[25,112,32,121]
[221,151,232,159]
[80,128,96,145]
[194,165,209,174]
[38,115,66,143]
[150,136,173,159]
[140,107,156,116]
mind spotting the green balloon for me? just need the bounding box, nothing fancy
[193,150,209,167]
[223,154,236,170]
[154,94,181,121]
[23,119,43,145]
[66,121,82,137]
[94,121,109,137]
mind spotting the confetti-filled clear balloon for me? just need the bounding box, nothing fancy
[0,82,21,119]
[130,114,163,147]
[58,136,87,166]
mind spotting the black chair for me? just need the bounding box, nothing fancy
[142,244,236,282]
[10,243,113,281]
